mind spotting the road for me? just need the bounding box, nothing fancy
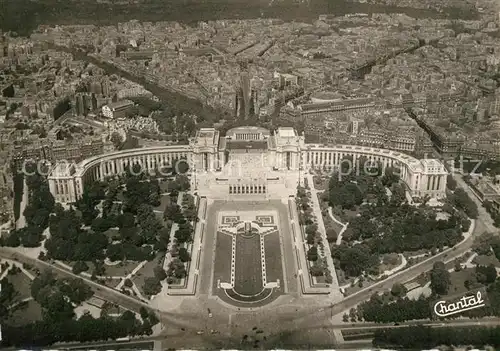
[34,317,499,351]
[455,174,496,233]
[335,317,500,330]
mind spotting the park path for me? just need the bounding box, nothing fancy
[327,207,349,246]
[116,260,148,290]
[55,260,143,280]
[8,297,34,310]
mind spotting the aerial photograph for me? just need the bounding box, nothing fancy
[0,0,500,349]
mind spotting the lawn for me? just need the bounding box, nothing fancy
[377,253,402,274]
[343,207,361,220]
[234,233,263,295]
[213,232,233,285]
[7,271,32,301]
[153,194,171,212]
[473,254,500,267]
[103,279,122,288]
[159,179,174,193]
[7,299,43,326]
[447,268,477,296]
[155,211,166,226]
[344,278,377,296]
[263,231,283,283]
[322,210,343,243]
[132,258,159,296]
[104,261,142,277]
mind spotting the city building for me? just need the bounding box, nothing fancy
[48,126,448,203]
[102,100,134,119]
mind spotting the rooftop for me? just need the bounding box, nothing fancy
[420,159,444,167]
[106,99,134,110]
[50,162,76,177]
[277,127,296,138]
[194,128,218,147]
[226,126,271,139]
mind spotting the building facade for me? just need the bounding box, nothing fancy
[102,100,134,119]
[48,126,448,203]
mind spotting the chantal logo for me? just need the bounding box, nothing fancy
[433,290,486,317]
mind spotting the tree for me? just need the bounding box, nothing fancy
[305,224,318,236]
[391,283,408,297]
[164,202,183,223]
[175,222,193,243]
[307,246,319,261]
[178,247,191,262]
[310,264,324,277]
[154,266,167,281]
[306,231,316,245]
[349,308,357,322]
[449,188,478,219]
[124,279,133,288]
[446,174,457,190]
[137,204,162,244]
[332,244,379,277]
[381,167,400,187]
[0,278,18,320]
[156,227,171,252]
[167,259,187,279]
[143,277,162,296]
[57,278,94,305]
[175,174,190,191]
[473,232,496,255]
[430,261,451,295]
[373,325,500,349]
[75,190,99,225]
[72,261,89,275]
[326,228,337,243]
[475,264,497,285]
[492,239,500,260]
[110,132,123,149]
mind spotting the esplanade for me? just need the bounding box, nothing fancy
[48,126,447,203]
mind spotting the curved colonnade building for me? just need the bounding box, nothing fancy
[48,126,447,203]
